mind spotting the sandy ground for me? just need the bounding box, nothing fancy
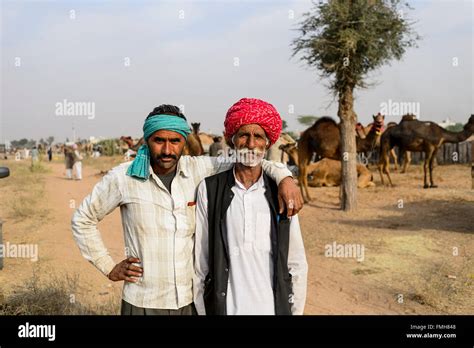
[0,157,472,314]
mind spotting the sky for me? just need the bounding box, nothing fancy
[0,0,473,143]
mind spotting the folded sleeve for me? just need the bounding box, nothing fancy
[71,168,123,277]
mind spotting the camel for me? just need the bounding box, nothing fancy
[280,143,374,189]
[359,114,416,172]
[357,120,399,168]
[296,114,384,202]
[186,123,205,156]
[81,141,94,157]
[120,124,205,157]
[198,132,214,154]
[266,133,296,163]
[394,114,416,173]
[378,114,474,188]
[120,136,144,152]
[120,136,145,159]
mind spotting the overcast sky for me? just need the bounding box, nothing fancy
[1,0,472,143]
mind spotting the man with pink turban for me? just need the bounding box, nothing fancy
[194,98,308,315]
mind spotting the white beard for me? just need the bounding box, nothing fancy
[235,147,265,167]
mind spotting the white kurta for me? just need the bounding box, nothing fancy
[194,169,308,315]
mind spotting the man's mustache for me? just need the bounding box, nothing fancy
[156,154,178,160]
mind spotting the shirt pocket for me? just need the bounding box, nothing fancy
[255,211,271,252]
[178,204,196,238]
[121,197,169,233]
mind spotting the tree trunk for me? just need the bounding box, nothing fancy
[338,87,358,211]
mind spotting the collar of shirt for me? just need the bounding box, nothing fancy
[147,157,190,181]
[232,166,265,192]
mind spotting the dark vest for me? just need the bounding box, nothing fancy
[203,168,293,315]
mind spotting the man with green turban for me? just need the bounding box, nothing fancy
[72,104,303,315]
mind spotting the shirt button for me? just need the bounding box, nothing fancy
[221,292,226,297]
[224,268,229,272]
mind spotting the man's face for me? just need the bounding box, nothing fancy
[147,129,186,171]
[233,124,269,167]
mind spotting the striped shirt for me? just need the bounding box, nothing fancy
[71,156,291,309]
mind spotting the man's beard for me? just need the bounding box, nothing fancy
[235,147,265,167]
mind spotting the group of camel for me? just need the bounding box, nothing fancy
[287,113,474,203]
[120,123,213,157]
[116,113,474,204]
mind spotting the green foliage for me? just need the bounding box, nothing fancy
[292,0,420,94]
[97,139,120,156]
[10,138,36,148]
[446,123,463,132]
[297,115,319,127]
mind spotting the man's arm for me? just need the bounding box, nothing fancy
[287,215,308,315]
[188,155,304,216]
[193,180,209,315]
[71,169,122,277]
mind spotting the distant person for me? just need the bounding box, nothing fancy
[72,144,83,180]
[65,146,75,179]
[31,146,39,165]
[208,136,224,157]
[47,147,53,162]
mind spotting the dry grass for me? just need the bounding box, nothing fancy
[0,269,120,315]
[82,155,125,174]
[30,161,51,174]
[300,164,474,314]
[0,160,50,221]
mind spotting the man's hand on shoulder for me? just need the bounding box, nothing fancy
[278,176,304,217]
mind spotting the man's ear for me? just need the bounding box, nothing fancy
[225,137,234,149]
[265,136,271,150]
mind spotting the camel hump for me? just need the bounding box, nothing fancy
[401,114,417,122]
[313,116,337,127]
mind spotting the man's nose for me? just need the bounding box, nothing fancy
[246,135,256,150]
[163,141,172,154]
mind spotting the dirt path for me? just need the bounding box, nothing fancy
[41,162,126,306]
[300,164,473,314]
[0,161,124,310]
[1,159,472,314]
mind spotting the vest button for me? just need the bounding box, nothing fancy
[221,292,226,297]
[224,268,229,272]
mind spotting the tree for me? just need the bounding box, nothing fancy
[297,115,319,127]
[26,139,36,148]
[282,119,288,131]
[46,136,55,145]
[11,138,29,148]
[292,0,419,211]
[446,123,463,132]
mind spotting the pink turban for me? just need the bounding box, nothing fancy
[224,98,282,145]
